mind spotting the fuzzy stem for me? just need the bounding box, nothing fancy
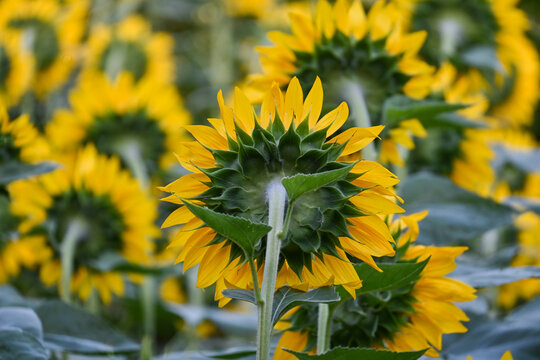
[115,139,149,188]
[60,219,87,304]
[257,180,287,360]
[249,259,263,306]
[316,304,331,354]
[341,80,377,161]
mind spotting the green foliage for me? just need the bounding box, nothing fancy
[0,161,58,185]
[0,329,48,360]
[223,286,340,326]
[282,163,355,203]
[399,172,516,244]
[354,261,428,295]
[286,347,425,360]
[451,263,540,288]
[183,201,271,259]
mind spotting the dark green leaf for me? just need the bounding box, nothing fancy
[221,289,256,305]
[382,95,465,128]
[33,300,139,355]
[182,201,271,258]
[89,252,171,275]
[0,161,58,185]
[399,172,516,245]
[286,347,425,360]
[429,113,486,130]
[0,328,48,360]
[271,286,340,325]
[282,164,355,203]
[205,346,257,359]
[451,263,540,288]
[355,261,427,295]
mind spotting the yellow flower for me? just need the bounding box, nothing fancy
[244,0,435,166]
[0,33,33,107]
[46,71,190,175]
[8,145,158,303]
[161,77,405,307]
[0,0,88,97]
[0,234,51,284]
[274,211,476,359]
[82,15,174,85]
[0,107,49,163]
[393,0,539,126]
[160,276,187,304]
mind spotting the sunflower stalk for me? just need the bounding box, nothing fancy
[256,179,287,360]
[317,303,332,354]
[60,218,87,304]
[340,80,377,161]
[115,139,150,188]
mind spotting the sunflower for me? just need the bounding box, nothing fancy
[0,107,50,164]
[82,15,174,85]
[8,145,158,303]
[0,0,88,98]
[274,211,476,359]
[393,0,540,127]
[46,71,190,179]
[245,0,436,166]
[161,77,405,307]
[0,34,33,107]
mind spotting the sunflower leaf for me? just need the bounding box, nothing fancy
[354,260,428,295]
[0,328,48,360]
[282,163,355,203]
[285,347,425,360]
[382,95,465,128]
[0,161,59,185]
[182,201,271,259]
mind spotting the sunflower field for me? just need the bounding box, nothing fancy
[1,0,540,359]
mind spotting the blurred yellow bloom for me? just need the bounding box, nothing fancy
[8,145,158,303]
[0,34,33,107]
[0,0,88,97]
[46,71,190,174]
[161,77,404,306]
[82,14,175,85]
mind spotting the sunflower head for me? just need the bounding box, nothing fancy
[250,0,434,117]
[83,15,174,84]
[0,0,88,97]
[275,211,476,358]
[46,71,190,177]
[162,77,405,305]
[0,34,33,106]
[8,145,158,302]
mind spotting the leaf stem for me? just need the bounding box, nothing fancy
[249,258,263,306]
[257,179,287,360]
[317,303,332,354]
[60,218,87,304]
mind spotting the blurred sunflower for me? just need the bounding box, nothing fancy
[8,145,158,303]
[0,34,33,107]
[161,77,405,307]
[0,107,49,164]
[46,71,190,180]
[0,0,88,97]
[393,0,540,126]
[246,0,436,166]
[274,211,476,359]
[82,15,174,85]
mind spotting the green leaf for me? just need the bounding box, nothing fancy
[182,201,271,259]
[0,328,48,360]
[493,145,540,174]
[0,307,42,339]
[33,300,139,355]
[462,45,504,73]
[0,161,58,185]
[429,113,486,130]
[222,286,340,326]
[355,261,428,295]
[451,263,540,288]
[504,196,540,215]
[399,172,516,245]
[382,95,465,128]
[282,164,355,203]
[286,347,425,360]
[0,286,27,307]
[205,346,257,359]
[271,286,340,325]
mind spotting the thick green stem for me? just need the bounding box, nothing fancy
[341,80,377,161]
[316,304,331,354]
[141,276,156,349]
[439,18,461,58]
[257,180,287,360]
[249,259,263,306]
[210,2,233,91]
[85,288,100,314]
[115,139,149,188]
[60,219,87,304]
